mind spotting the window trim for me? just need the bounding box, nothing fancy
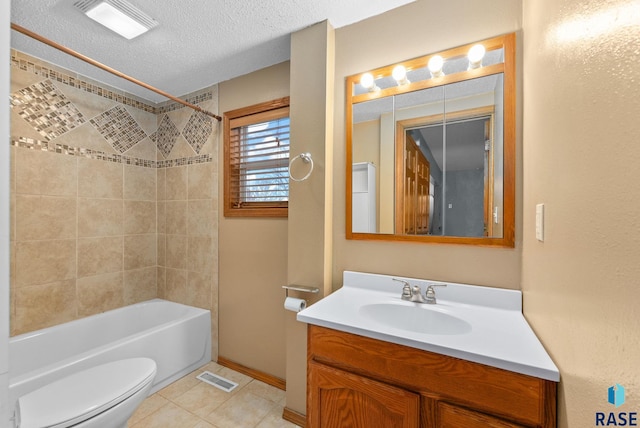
[223,97,290,218]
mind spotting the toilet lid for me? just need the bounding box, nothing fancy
[18,358,157,428]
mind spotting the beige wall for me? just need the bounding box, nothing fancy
[521,0,640,426]
[217,61,290,379]
[332,0,523,289]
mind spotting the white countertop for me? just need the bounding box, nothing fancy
[297,271,559,382]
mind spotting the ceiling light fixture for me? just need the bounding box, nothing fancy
[74,0,158,40]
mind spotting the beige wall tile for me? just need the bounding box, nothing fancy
[165,200,187,235]
[166,235,187,270]
[125,200,157,235]
[157,267,166,299]
[188,162,214,200]
[124,267,157,305]
[78,157,123,199]
[56,83,117,120]
[187,236,213,274]
[186,271,211,310]
[15,149,78,197]
[10,109,44,141]
[164,268,187,305]
[124,234,156,270]
[188,199,214,237]
[157,201,166,234]
[13,280,77,335]
[157,168,166,201]
[157,233,166,266]
[77,271,124,317]
[16,195,76,241]
[15,239,76,286]
[10,67,45,93]
[168,137,196,160]
[124,138,157,161]
[77,236,123,278]
[54,123,116,154]
[165,166,187,201]
[78,198,123,237]
[124,165,156,201]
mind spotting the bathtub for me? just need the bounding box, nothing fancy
[8,299,211,410]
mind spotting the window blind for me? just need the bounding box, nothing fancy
[228,106,290,209]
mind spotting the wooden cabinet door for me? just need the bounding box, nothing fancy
[438,402,526,428]
[308,361,420,428]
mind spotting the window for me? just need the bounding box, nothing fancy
[224,97,290,217]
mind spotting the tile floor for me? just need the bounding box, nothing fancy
[128,361,301,428]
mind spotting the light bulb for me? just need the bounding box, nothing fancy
[428,55,444,77]
[392,65,410,85]
[468,44,486,69]
[360,72,379,91]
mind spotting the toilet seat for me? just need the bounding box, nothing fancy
[17,358,157,428]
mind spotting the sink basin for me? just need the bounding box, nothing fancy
[359,303,472,335]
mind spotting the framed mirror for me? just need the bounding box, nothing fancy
[346,33,515,247]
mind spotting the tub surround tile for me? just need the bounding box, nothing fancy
[188,236,214,274]
[157,234,166,266]
[188,162,214,200]
[77,157,123,199]
[124,234,157,270]
[157,168,166,201]
[78,198,124,237]
[89,106,148,154]
[188,199,214,237]
[124,165,157,201]
[77,236,123,278]
[166,235,188,270]
[165,201,187,235]
[77,271,124,317]
[15,148,78,197]
[13,280,77,335]
[124,267,157,305]
[155,115,181,159]
[156,267,166,299]
[185,271,211,310]
[165,166,188,201]
[157,201,166,234]
[163,268,188,305]
[183,111,213,155]
[168,136,197,161]
[15,195,77,241]
[124,137,158,162]
[125,200,157,235]
[15,239,76,286]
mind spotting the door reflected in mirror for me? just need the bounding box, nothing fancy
[347,33,515,247]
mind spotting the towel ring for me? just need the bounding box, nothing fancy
[289,152,314,182]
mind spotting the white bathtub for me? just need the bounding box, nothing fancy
[8,299,211,410]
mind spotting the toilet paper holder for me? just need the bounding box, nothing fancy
[282,284,319,297]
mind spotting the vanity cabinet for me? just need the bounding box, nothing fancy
[307,325,556,428]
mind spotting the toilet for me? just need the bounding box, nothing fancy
[14,358,157,428]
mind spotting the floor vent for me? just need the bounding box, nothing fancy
[196,371,239,393]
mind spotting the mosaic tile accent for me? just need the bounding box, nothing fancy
[156,115,181,158]
[182,111,213,154]
[156,91,214,115]
[10,80,86,140]
[90,106,148,153]
[11,49,156,114]
[11,137,212,169]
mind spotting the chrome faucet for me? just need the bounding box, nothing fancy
[424,284,447,304]
[393,278,447,304]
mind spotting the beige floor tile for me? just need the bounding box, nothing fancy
[244,380,286,404]
[158,374,201,401]
[193,421,217,428]
[130,402,202,428]
[205,390,277,428]
[173,382,233,418]
[128,394,170,426]
[255,405,300,428]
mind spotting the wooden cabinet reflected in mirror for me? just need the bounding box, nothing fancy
[346,33,516,247]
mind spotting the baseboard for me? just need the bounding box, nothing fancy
[283,407,307,427]
[217,356,286,391]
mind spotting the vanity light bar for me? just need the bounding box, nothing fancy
[358,42,489,91]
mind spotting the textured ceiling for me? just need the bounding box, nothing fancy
[11,0,414,103]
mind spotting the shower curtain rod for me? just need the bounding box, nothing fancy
[11,23,222,121]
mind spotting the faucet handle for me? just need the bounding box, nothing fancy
[425,283,447,304]
[392,278,413,300]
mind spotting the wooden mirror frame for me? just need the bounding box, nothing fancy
[345,33,516,247]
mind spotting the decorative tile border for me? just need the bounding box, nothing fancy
[11,137,212,168]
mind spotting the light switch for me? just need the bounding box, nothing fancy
[535,203,544,241]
